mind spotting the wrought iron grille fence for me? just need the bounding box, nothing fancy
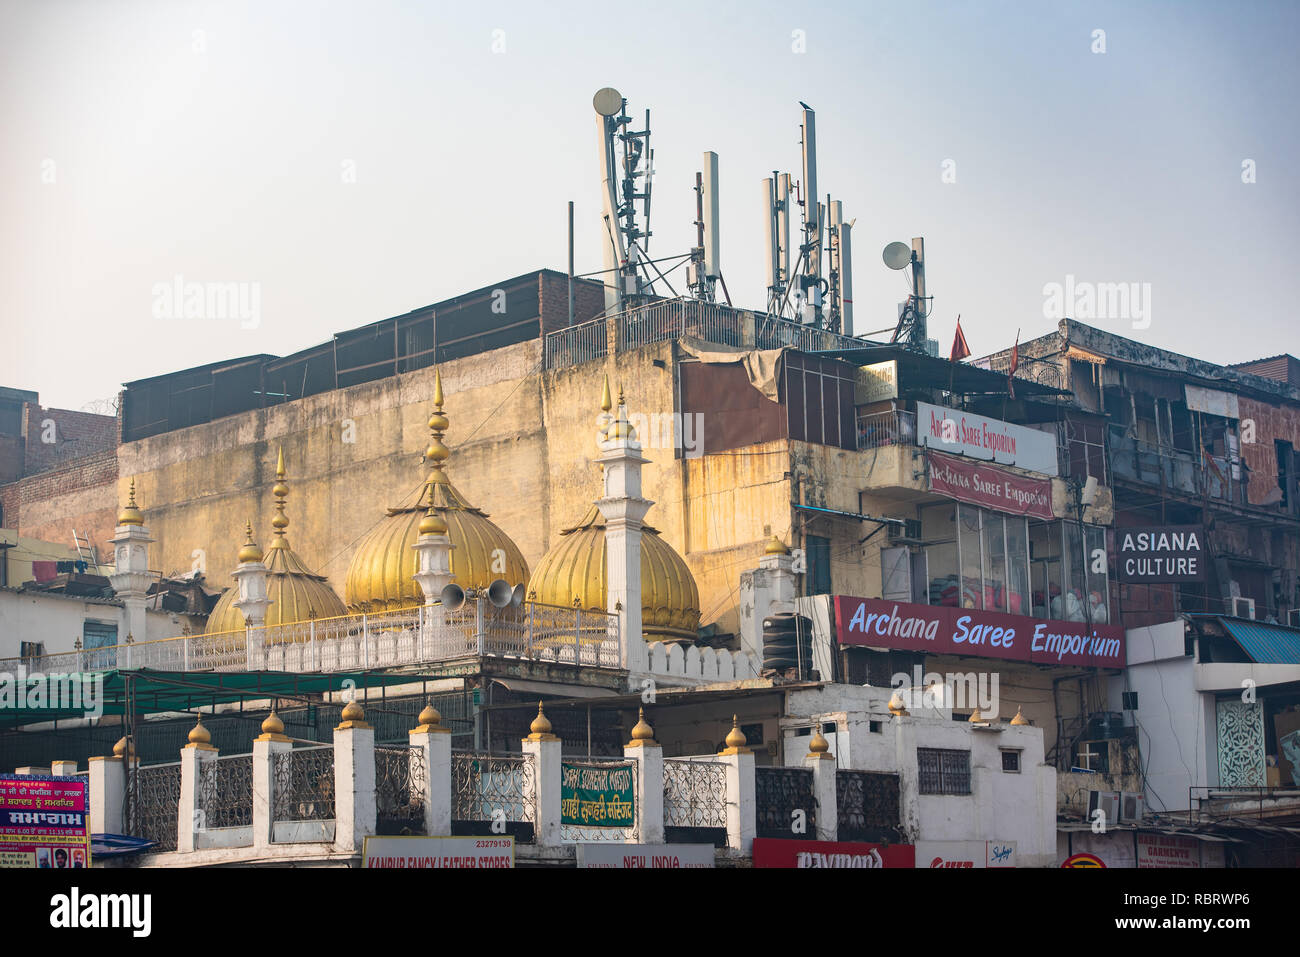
[663,758,728,846]
[375,746,427,835]
[199,754,253,830]
[560,757,635,843]
[126,762,181,852]
[272,746,336,821]
[451,751,536,843]
[836,769,903,843]
[754,765,816,840]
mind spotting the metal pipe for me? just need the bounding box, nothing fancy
[568,201,575,327]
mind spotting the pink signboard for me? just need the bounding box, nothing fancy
[834,595,1126,668]
[0,775,90,869]
[928,451,1055,521]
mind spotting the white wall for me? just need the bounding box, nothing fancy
[0,589,194,659]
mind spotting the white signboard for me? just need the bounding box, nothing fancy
[362,835,514,868]
[915,840,1016,868]
[1136,833,1201,869]
[577,843,715,868]
[1185,385,1239,420]
[916,402,1059,476]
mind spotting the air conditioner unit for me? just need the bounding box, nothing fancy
[1231,596,1256,620]
[1087,790,1121,827]
[1119,791,1145,824]
[887,519,923,543]
[1287,609,1300,629]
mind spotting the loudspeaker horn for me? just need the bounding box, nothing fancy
[439,583,465,611]
[487,578,514,609]
[511,584,526,607]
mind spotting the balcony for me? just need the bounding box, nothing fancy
[1109,431,1247,506]
[857,409,917,451]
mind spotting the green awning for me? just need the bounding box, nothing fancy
[0,669,436,729]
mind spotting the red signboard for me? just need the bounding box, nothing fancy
[928,451,1054,520]
[834,595,1126,668]
[0,775,90,869]
[752,838,916,868]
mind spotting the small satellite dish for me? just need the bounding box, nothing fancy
[882,241,912,270]
[593,87,623,117]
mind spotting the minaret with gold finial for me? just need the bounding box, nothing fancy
[109,478,155,647]
[232,519,272,628]
[413,369,456,608]
[740,529,798,667]
[594,374,652,675]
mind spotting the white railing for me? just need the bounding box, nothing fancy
[0,601,621,676]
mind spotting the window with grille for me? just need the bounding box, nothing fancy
[917,748,971,795]
[1001,749,1021,773]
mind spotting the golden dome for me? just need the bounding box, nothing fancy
[340,699,365,723]
[527,505,700,642]
[112,736,131,758]
[237,522,263,564]
[764,535,790,556]
[809,725,830,754]
[188,716,211,745]
[418,702,442,728]
[1010,707,1029,726]
[629,707,656,745]
[117,479,144,527]
[345,371,529,612]
[261,711,284,735]
[529,701,552,737]
[206,454,346,635]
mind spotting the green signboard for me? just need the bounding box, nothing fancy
[561,762,635,829]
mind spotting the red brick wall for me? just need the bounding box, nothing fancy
[22,404,117,475]
[1237,396,1300,507]
[538,272,607,337]
[2,450,119,559]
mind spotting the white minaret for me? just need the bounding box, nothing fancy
[232,521,272,627]
[738,536,798,663]
[108,479,153,644]
[594,376,652,675]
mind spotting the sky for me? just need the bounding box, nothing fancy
[2,0,1298,411]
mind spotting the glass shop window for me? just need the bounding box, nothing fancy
[958,506,984,610]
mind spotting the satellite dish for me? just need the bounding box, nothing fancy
[439,583,465,612]
[882,241,912,271]
[593,87,623,117]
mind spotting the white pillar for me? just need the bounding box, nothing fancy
[252,712,292,850]
[892,706,921,843]
[409,703,452,836]
[50,760,78,776]
[177,718,217,852]
[804,727,837,842]
[739,537,797,662]
[333,700,376,854]
[412,524,454,607]
[88,750,126,835]
[595,390,652,675]
[521,703,562,848]
[623,708,664,844]
[108,484,154,645]
[718,717,756,854]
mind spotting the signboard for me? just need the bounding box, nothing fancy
[1116,525,1207,583]
[856,361,898,404]
[577,843,714,868]
[561,762,635,829]
[916,402,1059,476]
[0,775,90,869]
[1185,385,1239,420]
[362,835,514,868]
[834,595,1126,669]
[1136,833,1202,868]
[915,840,1017,868]
[752,838,916,868]
[928,451,1055,521]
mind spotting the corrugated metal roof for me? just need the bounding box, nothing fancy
[1215,617,1300,664]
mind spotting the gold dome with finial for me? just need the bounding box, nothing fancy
[112,735,132,758]
[628,707,657,746]
[529,701,552,737]
[117,479,144,527]
[187,716,212,746]
[418,702,441,727]
[206,449,347,634]
[1010,707,1029,726]
[968,708,985,723]
[527,380,700,642]
[605,383,636,441]
[261,711,285,735]
[720,715,749,754]
[237,522,263,564]
[809,724,830,755]
[345,369,529,613]
[764,535,790,556]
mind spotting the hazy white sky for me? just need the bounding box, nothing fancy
[2,0,1297,411]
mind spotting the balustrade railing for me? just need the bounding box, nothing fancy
[272,746,336,823]
[451,751,536,843]
[754,765,816,840]
[199,753,254,830]
[663,757,728,845]
[127,761,181,852]
[375,746,427,835]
